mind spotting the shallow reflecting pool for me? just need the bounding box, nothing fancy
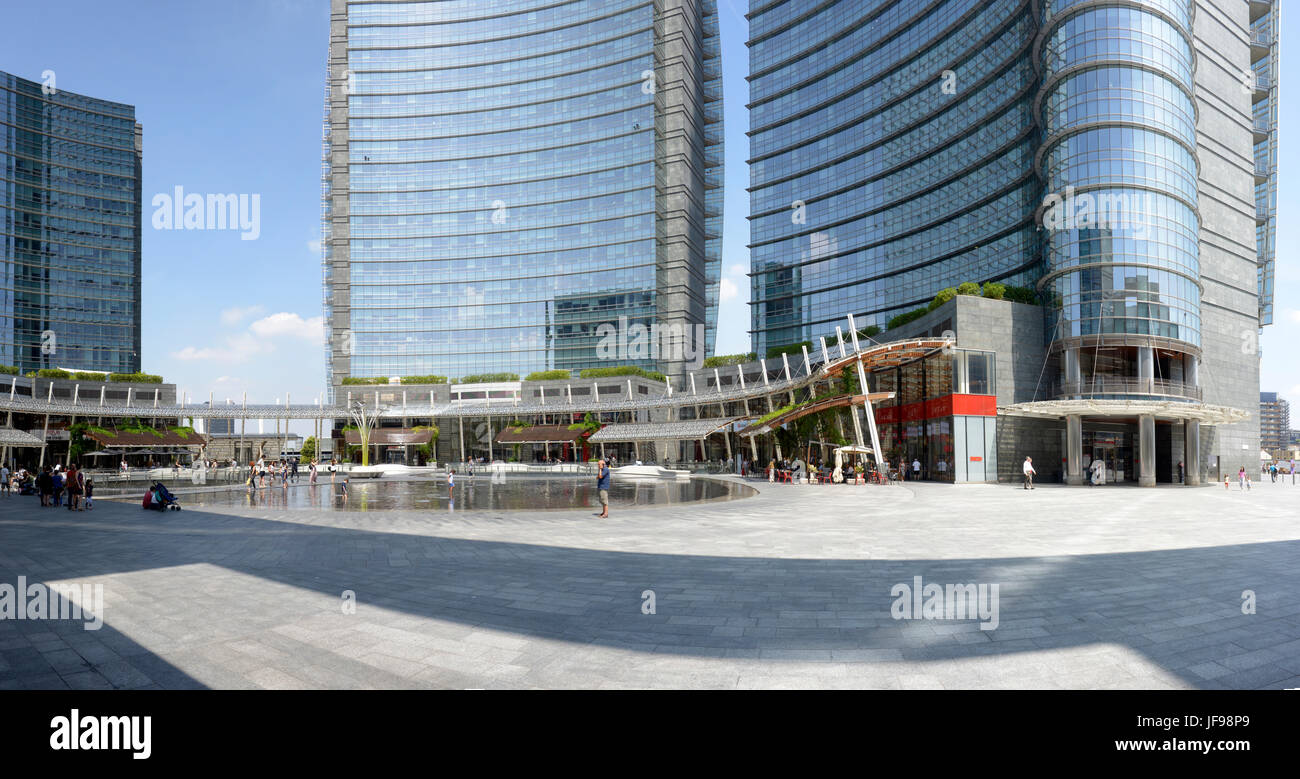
[180,474,756,512]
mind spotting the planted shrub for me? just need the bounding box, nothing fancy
[929,288,958,311]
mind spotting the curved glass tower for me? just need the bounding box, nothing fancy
[747,0,1041,355]
[324,0,722,387]
[0,71,142,374]
[1038,0,1201,399]
[748,0,1268,485]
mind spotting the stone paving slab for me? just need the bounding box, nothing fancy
[0,478,1297,689]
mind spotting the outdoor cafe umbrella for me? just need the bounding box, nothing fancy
[834,445,874,482]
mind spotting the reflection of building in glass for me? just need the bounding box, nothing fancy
[0,70,142,374]
[550,289,656,373]
[322,0,722,391]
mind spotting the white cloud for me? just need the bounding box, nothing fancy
[727,263,748,276]
[307,239,322,255]
[219,305,265,326]
[248,312,325,340]
[1285,308,1300,324]
[720,277,738,302]
[171,312,320,363]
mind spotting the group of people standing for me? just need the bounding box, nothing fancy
[245,457,345,490]
[1,463,93,509]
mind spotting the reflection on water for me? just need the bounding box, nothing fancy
[183,474,755,512]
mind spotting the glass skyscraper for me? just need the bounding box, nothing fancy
[0,70,142,374]
[748,0,1271,481]
[323,0,722,389]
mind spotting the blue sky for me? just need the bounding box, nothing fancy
[3,0,1295,412]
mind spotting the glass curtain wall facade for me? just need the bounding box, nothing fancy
[1251,0,1278,326]
[0,71,142,374]
[323,0,722,389]
[1040,0,1202,397]
[746,0,1042,355]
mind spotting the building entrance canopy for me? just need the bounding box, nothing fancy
[999,399,1249,425]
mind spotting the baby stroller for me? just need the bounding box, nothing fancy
[143,482,181,511]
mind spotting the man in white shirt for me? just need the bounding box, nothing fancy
[1022,456,1036,490]
[912,459,921,479]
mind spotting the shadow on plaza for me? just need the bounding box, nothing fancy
[1,498,1297,690]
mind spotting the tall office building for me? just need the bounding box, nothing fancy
[1259,391,1289,453]
[0,70,142,374]
[323,0,723,392]
[748,0,1273,483]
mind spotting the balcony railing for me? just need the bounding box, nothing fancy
[1053,378,1202,401]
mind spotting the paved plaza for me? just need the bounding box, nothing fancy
[0,476,1297,689]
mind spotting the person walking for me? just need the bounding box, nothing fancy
[66,466,82,511]
[51,468,64,507]
[1022,456,1036,490]
[1177,460,1184,484]
[38,466,52,507]
[447,468,455,500]
[1238,466,1247,490]
[0,464,8,497]
[309,459,318,485]
[291,459,299,483]
[83,477,94,510]
[595,458,611,518]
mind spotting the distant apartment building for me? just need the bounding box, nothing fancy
[1260,392,1289,452]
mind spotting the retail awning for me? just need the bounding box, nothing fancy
[738,393,894,437]
[84,429,207,448]
[343,428,435,446]
[0,428,46,447]
[588,417,742,443]
[494,424,586,445]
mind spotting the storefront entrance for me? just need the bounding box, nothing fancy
[1083,428,1133,484]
